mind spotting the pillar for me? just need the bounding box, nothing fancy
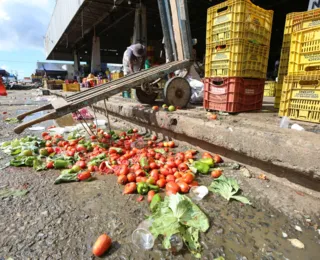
[73,50,80,76]
[91,36,101,73]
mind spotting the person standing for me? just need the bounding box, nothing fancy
[122,43,146,76]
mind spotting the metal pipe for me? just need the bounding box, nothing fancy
[176,0,192,60]
[164,0,178,61]
[158,0,174,62]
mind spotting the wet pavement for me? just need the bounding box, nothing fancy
[0,90,319,260]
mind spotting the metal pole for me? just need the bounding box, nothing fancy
[176,0,192,60]
[164,0,178,61]
[158,0,174,62]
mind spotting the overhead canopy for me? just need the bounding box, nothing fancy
[46,0,309,69]
[0,69,9,76]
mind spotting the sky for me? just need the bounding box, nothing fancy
[0,0,57,78]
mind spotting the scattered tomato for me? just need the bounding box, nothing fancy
[92,234,112,257]
[46,161,54,169]
[123,182,137,194]
[211,169,223,178]
[165,182,180,194]
[127,173,136,182]
[156,179,166,188]
[147,190,156,203]
[177,181,190,193]
[117,175,128,185]
[214,154,222,163]
[77,171,92,181]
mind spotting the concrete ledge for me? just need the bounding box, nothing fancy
[48,89,320,188]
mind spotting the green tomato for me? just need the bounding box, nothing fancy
[168,105,176,112]
[21,150,33,156]
[39,148,49,156]
[162,104,168,108]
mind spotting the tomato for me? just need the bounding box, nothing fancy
[156,179,166,188]
[104,133,112,139]
[159,157,166,163]
[76,144,87,152]
[76,161,87,169]
[119,165,129,176]
[46,161,54,169]
[90,135,97,141]
[147,190,156,203]
[175,152,185,161]
[189,181,199,187]
[147,177,156,185]
[210,114,217,120]
[127,173,136,182]
[166,175,176,182]
[160,167,170,176]
[123,182,137,194]
[182,173,194,184]
[45,141,52,147]
[41,132,49,138]
[168,141,175,148]
[184,151,193,160]
[214,154,223,163]
[150,169,159,181]
[174,159,183,167]
[151,135,157,141]
[117,175,128,185]
[157,142,164,148]
[77,171,92,181]
[166,161,176,169]
[135,169,145,177]
[132,128,138,133]
[174,172,182,179]
[149,162,158,170]
[171,167,177,174]
[158,174,165,180]
[211,169,223,178]
[136,176,147,183]
[92,234,112,257]
[147,141,153,146]
[202,152,213,159]
[44,135,52,141]
[88,165,95,172]
[66,150,75,157]
[165,182,180,194]
[178,163,189,172]
[177,181,190,193]
[46,147,54,154]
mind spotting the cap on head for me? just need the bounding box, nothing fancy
[132,43,145,57]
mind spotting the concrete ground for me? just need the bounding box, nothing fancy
[1,90,320,260]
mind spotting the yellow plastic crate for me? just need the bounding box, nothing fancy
[62,83,80,92]
[205,39,269,78]
[206,0,273,45]
[288,27,320,74]
[264,81,275,97]
[279,74,320,123]
[112,72,124,80]
[274,83,282,109]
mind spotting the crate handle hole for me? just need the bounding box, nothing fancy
[299,80,319,86]
[215,45,226,50]
[305,66,320,72]
[217,6,228,13]
[211,81,224,86]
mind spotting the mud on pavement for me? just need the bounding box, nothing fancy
[0,90,320,260]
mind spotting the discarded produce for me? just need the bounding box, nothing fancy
[92,234,112,256]
[209,175,251,205]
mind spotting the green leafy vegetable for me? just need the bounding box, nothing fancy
[33,157,47,171]
[0,188,28,198]
[54,173,78,185]
[9,156,36,167]
[154,149,166,155]
[149,194,209,258]
[140,156,148,168]
[208,175,251,205]
[5,117,21,124]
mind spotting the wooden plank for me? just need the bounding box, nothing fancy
[169,0,184,61]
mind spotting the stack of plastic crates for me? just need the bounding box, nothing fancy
[278,26,320,123]
[264,81,276,97]
[275,9,320,108]
[204,0,273,113]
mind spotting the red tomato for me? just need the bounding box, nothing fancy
[150,169,159,181]
[151,135,157,141]
[77,171,92,181]
[46,161,54,169]
[175,152,185,161]
[132,128,138,133]
[158,174,165,180]
[136,176,147,183]
[76,161,87,169]
[178,163,189,172]
[147,177,156,185]
[184,151,193,160]
[119,165,129,175]
[183,173,194,184]
[117,175,128,185]
[88,165,95,172]
[46,147,54,154]
[41,132,49,138]
[211,169,223,178]
[168,141,175,148]
[202,152,213,159]
[44,135,52,141]
[66,150,75,157]
[157,142,164,147]
[149,162,158,170]
[166,175,176,182]
[171,167,177,174]
[189,181,199,187]
[127,173,136,182]
[155,153,161,160]
[147,190,156,203]
[160,167,170,176]
[156,179,166,188]
[135,169,145,177]
[174,159,183,167]
[76,144,87,152]
[166,161,176,169]
[177,181,190,193]
[165,182,180,194]
[45,141,52,147]
[174,172,182,179]
[90,135,97,141]
[214,154,223,163]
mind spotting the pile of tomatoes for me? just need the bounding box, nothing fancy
[41,127,221,195]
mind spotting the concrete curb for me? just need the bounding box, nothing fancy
[49,90,320,188]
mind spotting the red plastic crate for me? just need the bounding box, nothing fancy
[203,77,265,113]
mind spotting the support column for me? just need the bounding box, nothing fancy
[141,4,147,45]
[91,36,101,73]
[73,50,80,76]
[132,5,141,44]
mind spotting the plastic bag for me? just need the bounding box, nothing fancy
[188,78,204,104]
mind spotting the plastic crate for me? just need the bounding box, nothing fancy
[62,83,80,92]
[206,0,273,45]
[112,72,124,80]
[264,81,276,97]
[279,74,320,123]
[203,77,265,113]
[288,27,320,74]
[205,39,269,78]
[274,83,282,109]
